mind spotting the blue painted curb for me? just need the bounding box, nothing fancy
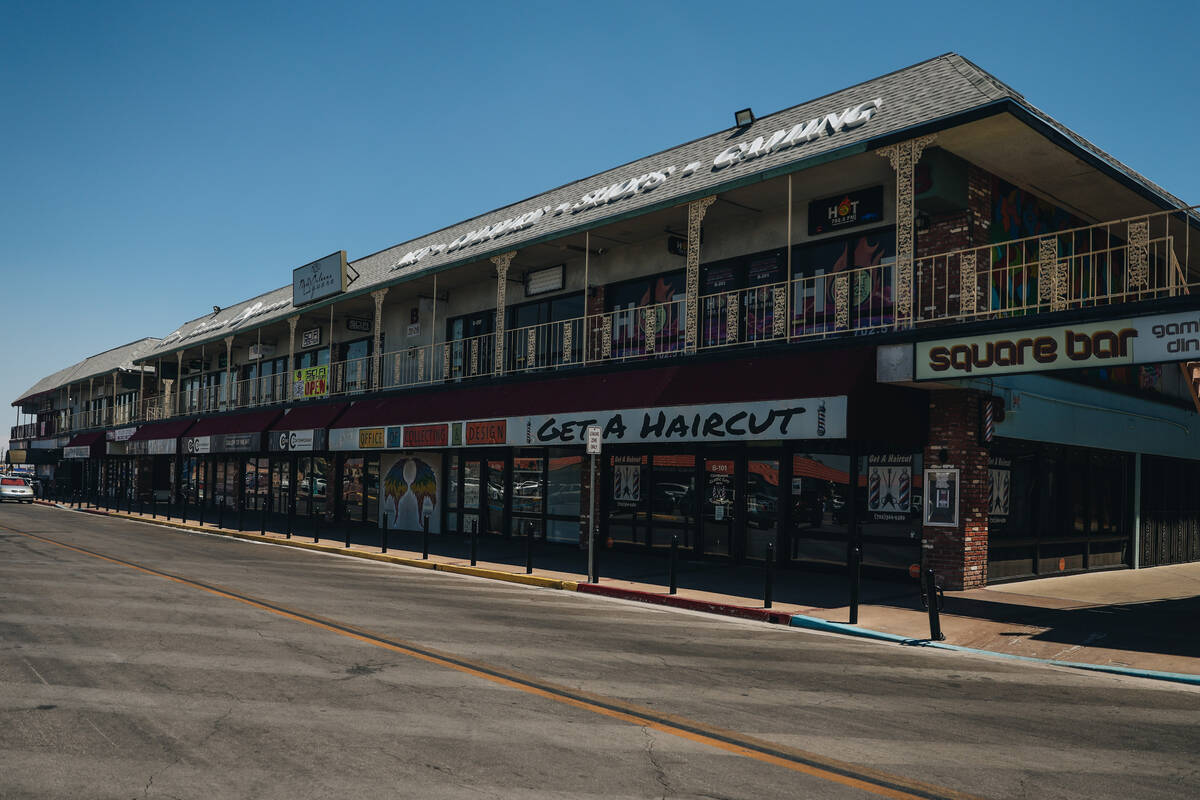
[790,614,1200,686]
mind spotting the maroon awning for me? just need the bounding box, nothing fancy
[334,346,876,429]
[268,402,348,432]
[129,418,197,441]
[187,408,284,437]
[66,432,105,447]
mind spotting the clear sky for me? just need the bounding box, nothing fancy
[3,0,1198,455]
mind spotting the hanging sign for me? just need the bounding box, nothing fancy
[184,436,212,454]
[808,186,884,235]
[293,251,347,306]
[346,318,372,333]
[301,328,322,348]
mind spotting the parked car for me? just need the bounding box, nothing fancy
[0,475,35,503]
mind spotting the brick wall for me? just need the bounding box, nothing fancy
[913,164,993,324]
[923,390,990,590]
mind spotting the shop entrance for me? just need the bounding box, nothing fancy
[701,456,735,558]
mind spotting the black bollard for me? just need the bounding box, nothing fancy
[591,528,601,584]
[422,515,430,559]
[217,496,225,530]
[669,535,678,595]
[470,518,478,566]
[139,498,145,517]
[199,497,206,528]
[924,568,945,641]
[237,497,245,532]
[848,541,862,625]
[313,508,320,543]
[525,528,534,575]
[380,513,388,553]
[260,495,268,536]
[345,517,351,548]
[151,497,157,519]
[764,542,775,609]
[285,498,293,539]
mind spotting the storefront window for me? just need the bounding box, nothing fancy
[511,450,543,536]
[365,456,380,526]
[310,456,330,519]
[547,450,582,544]
[701,458,735,557]
[487,458,506,535]
[610,455,647,545]
[650,454,695,549]
[744,458,778,560]
[342,456,365,522]
[790,452,850,564]
[446,453,460,533]
[463,460,481,534]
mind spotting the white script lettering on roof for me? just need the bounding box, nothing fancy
[159,298,293,347]
[390,98,883,272]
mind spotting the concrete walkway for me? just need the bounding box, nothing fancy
[42,499,1200,677]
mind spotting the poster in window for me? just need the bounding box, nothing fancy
[381,452,442,532]
[613,456,641,508]
[867,454,912,521]
[923,468,959,527]
[793,229,895,332]
[988,456,1011,522]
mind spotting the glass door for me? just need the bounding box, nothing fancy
[744,458,780,560]
[462,457,482,534]
[702,457,736,557]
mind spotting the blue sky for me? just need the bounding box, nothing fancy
[3,0,1198,453]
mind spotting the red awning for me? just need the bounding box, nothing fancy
[334,346,874,430]
[66,432,104,447]
[268,402,348,432]
[129,419,197,441]
[187,408,284,437]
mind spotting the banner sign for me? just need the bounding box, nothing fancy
[107,427,138,442]
[214,433,260,453]
[293,365,329,399]
[184,436,211,454]
[127,438,176,456]
[271,429,324,452]
[301,328,322,348]
[915,310,1200,380]
[329,398,845,450]
[293,251,347,306]
[510,397,846,446]
[63,446,92,459]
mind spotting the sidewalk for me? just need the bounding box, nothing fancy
[43,499,1200,678]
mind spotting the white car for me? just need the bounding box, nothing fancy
[0,475,34,503]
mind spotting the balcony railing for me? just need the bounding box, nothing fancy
[42,206,1199,434]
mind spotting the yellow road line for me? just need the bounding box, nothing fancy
[3,523,985,800]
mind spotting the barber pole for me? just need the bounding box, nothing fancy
[982,397,995,443]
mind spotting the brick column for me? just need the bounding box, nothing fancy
[923,390,990,589]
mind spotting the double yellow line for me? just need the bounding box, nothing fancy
[4,524,984,800]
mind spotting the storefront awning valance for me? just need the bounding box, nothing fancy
[268,402,348,432]
[129,419,196,441]
[187,409,283,438]
[66,432,104,447]
[333,347,875,431]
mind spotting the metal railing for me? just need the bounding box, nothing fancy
[35,206,1200,433]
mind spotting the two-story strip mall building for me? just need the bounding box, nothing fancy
[10,53,1200,588]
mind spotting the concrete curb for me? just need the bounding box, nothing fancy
[578,583,793,624]
[789,614,1200,686]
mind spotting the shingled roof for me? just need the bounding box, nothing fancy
[13,338,161,406]
[129,52,1189,360]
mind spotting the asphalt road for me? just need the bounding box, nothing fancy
[1,503,1197,799]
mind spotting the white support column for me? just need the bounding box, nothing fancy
[137,366,145,421]
[287,315,300,400]
[877,135,936,326]
[491,251,516,376]
[685,196,717,353]
[371,288,388,390]
[111,370,118,427]
[174,352,183,417]
[224,335,235,410]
